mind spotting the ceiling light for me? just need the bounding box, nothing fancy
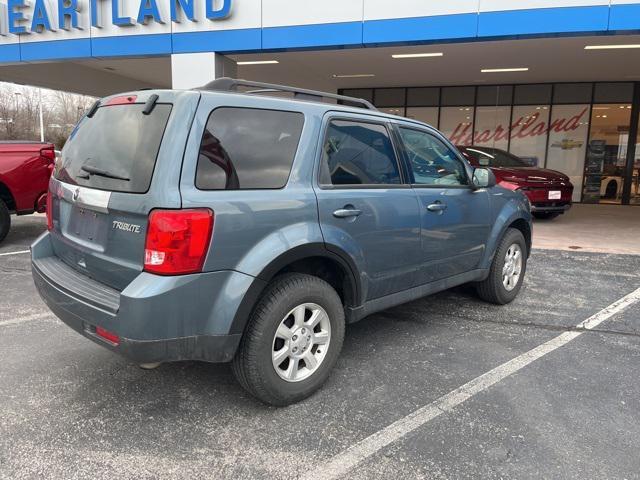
[392,52,443,59]
[331,74,376,78]
[584,44,640,50]
[236,60,279,65]
[481,67,529,73]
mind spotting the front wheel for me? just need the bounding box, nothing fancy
[232,273,345,406]
[0,199,10,244]
[476,228,527,305]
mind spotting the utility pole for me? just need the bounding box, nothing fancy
[13,92,21,139]
[39,88,44,142]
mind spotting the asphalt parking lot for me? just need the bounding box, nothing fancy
[1,215,639,480]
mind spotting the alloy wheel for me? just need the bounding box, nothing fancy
[272,303,331,382]
[502,243,523,291]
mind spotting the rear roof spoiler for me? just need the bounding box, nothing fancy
[196,77,378,111]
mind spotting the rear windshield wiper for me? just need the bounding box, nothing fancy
[80,164,130,182]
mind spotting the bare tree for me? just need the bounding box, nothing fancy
[0,82,96,147]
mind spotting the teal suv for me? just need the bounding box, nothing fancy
[32,79,532,405]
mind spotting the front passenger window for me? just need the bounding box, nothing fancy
[399,127,468,186]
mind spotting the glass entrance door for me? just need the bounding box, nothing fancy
[583,104,632,204]
[631,109,640,205]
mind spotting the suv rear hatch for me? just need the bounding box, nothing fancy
[47,91,198,290]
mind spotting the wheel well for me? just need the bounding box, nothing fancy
[509,218,532,254]
[273,256,357,308]
[0,182,16,212]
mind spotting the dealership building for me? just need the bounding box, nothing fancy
[0,0,639,205]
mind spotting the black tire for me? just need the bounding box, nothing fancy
[532,212,561,220]
[604,180,618,199]
[232,273,345,406]
[476,228,527,305]
[0,199,10,244]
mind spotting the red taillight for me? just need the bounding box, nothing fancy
[40,147,55,165]
[144,209,214,275]
[46,189,53,231]
[96,326,120,345]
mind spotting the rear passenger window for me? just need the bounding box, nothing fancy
[320,120,401,186]
[196,107,304,190]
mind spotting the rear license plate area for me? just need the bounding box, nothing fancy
[66,206,108,247]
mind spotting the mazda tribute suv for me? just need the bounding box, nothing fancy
[32,79,532,406]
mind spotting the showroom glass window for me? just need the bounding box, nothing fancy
[373,88,406,117]
[473,86,513,151]
[581,83,634,204]
[633,109,640,205]
[406,87,440,128]
[339,82,640,204]
[510,105,550,167]
[439,87,475,146]
[545,84,592,202]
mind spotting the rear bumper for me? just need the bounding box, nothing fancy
[31,232,253,364]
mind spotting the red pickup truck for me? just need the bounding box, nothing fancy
[0,141,55,243]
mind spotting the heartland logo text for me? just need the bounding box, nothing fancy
[0,0,232,36]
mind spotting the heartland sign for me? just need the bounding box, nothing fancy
[0,0,232,36]
[449,107,589,145]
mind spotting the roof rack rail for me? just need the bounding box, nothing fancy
[197,77,378,111]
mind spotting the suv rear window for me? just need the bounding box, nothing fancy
[55,103,172,193]
[196,107,304,190]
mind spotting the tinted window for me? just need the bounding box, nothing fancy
[55,104,172,193]
[196,108,304,190]
[514,84,552,105]
[374,88,405,107]
[441,86,475,106]
[463,147,528,167]
[399,128,468,186]
[320,120,401,186]
[594,82,634,103]
[553,83,592,104]
[476,85,513,106]
[407,87,439,107]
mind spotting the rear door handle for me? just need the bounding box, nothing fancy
[333,208,362,218]
[426,202,447,212]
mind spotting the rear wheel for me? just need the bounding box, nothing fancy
[532,212,561,220]
[0,199,10,244]
[476,228,527,305]
[232,273,345,406]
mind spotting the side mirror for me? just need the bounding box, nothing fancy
[472,167,496,189]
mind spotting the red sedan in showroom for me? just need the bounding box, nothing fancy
[458,146,574,220]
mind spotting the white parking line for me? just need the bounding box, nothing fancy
[0,249,30,257]
[0,312,53,327]
[304,287,640,480]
